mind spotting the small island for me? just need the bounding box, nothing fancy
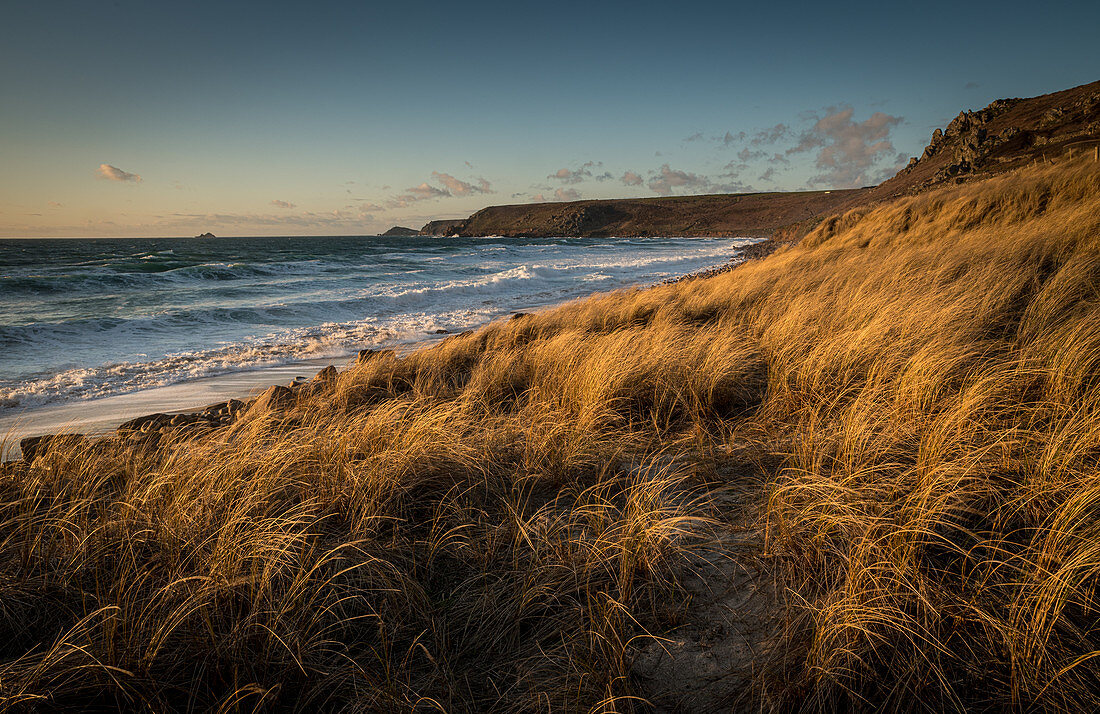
[194,232,216,239]
[381,226,419,237]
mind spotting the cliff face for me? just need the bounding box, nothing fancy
[420,80,1100,239]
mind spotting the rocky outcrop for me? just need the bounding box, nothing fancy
[419,219,468,236]
[888,81,1100,191]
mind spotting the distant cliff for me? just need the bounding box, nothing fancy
[436,190,870,239]
[418,80,1099,240]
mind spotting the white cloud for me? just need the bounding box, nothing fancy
[431,171,492,196]
[553,188,581,201]
[621,171,643,186]
[549,161,602,184]
[787,106,903,187]
[270,199,296,209]
[97,164,142,182]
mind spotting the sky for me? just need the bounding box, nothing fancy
[1,0,1097,238]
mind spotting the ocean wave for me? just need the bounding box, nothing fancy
[0,310,487,410]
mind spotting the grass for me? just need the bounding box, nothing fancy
[2,155,1100,711]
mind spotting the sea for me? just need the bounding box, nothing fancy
[0,234,752,446]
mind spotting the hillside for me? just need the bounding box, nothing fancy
[421,80,1100,239]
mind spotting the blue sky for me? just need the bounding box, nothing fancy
[1,0,1097,237]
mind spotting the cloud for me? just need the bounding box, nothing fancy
[759,167,778,182]
[549,161,601,184]
[431,171,492,196]
[737,148,766,162]
[388,182,450,208]
[683,131,705,143]
[97,164,142,182]
[621,171,643,186]
[750,124,789,146]
[270,200,296,209]
[787,106,903,187]
[554,188,581,201]
[387,171,491,208]
[965,81,980,90]
[723,131,745,146]
[407,183,449,200]
[530,193,546,202]
[647,164,709,196]
[48,201,63,208]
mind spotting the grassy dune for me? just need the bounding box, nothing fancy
[3,157,1100,711]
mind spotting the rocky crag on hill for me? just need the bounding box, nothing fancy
[876,79,1100,196]
[419,80,1100,240]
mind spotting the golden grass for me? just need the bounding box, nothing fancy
[2,156,1100,711]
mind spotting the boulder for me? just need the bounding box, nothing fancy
[312,365,338,383]
[117,413,172,434]
[357,348,395,365]
[20,433,87,462]
[244,385,295,417]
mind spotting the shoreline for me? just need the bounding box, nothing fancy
[2,242,758,460]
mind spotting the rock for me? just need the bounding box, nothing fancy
[509,312,530,321]
[312,365,338,383]
[245,385,295,417]
[200,401,228,417]
[226,399,246,416]
[194,232,216,239]
[20,433,87,462]
[432,329,449,334]
[357,348,395,365]
[117,413,172,434]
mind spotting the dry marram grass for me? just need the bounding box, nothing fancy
[2,156,1099,711]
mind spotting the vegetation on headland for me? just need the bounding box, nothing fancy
[3,153,1100,711]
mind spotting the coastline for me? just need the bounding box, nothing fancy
[2,241,758,460]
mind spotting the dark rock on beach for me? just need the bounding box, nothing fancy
[19,433,88,462]
[246,385,295,416]
[357,348,395,365]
